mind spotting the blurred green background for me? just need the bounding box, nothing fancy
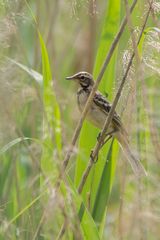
[0,0,160,239]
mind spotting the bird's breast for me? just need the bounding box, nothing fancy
[77,88,89,111]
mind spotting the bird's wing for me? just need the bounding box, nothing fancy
[93,91,122,130]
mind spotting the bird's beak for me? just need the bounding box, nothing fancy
[66,74,78,80]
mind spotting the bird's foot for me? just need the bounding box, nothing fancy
[97,132,102,141]
[90,150,98,163]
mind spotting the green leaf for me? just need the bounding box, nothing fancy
[7,58,43,84]
[66,176,100,240]
[92,140,117,221]
[1,191,45,233]
[74,0,121,228]
[0,137,30,155]
[38,32,62,177]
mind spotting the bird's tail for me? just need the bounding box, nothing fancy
[116,132,147,177]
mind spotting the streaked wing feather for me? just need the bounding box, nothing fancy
[93,91,122,129]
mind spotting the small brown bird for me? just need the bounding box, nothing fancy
[66,71,147,177]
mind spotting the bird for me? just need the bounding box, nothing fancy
[66,71,147,177]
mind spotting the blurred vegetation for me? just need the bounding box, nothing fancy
[0,0,160,239]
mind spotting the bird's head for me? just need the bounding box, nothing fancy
[66,71,94,88]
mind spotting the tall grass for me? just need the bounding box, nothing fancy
[0,0,160,239]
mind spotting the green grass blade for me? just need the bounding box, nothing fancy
[91,0,121,223]
[1,191,46,234]
[0,137,29,155]
[92,140,118,220]
[66,176,100,240]
[74,0,121,226]
[7,58,43,84]
[38,32,62,179]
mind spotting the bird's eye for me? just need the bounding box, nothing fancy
[81,76,85,80]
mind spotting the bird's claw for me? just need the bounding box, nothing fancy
[97,132,102,141]
[90,150,98,163]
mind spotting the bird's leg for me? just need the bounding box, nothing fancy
[92,130,117,163]
[97,132,101,141]
[100,129,118,149]
[90,149,98,163]
[97,129,116,142]
[100,135,112,148]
